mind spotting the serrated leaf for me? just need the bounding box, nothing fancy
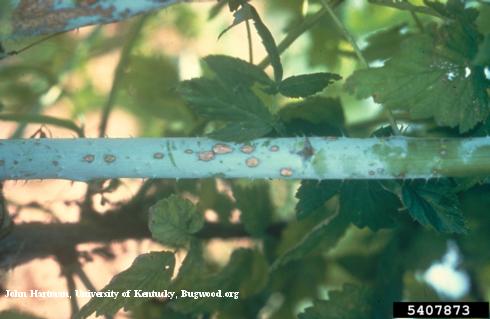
[295,180,341,219]
[204,55,274,89]
[278,73,341,98]
[401,180,467,234]
[178,77,275,142]
[149,195,204,247]
[247,4,283,82]
[298,284,374,319]
[340,180,400,231]
[76,252,175,319]
[345,22,489,132]
[233,181,272,236]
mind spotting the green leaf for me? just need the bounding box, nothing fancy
[362,24,411,62]
[345,23,489,132]
[232,181,273,236]
[149,195,204,247]
[401,180,467,234]
[204,55,274,89]
[271,213,349,270]
[247,4,283,82]
[76,252,175,319]
[0,310,43,319]
[340,180,400,231]
[178,77,275,142]
[278,73,341,98]
[170,246,268,313]
[295,180,341,219]
[298,284,374,319]
[474,35,490,66]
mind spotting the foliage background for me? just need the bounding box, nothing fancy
[0,0,489,318]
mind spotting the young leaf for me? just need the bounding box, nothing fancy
[278,73,341,98]
[345,23,489,132]
[401,180,467,234]
[149,195,204,248]
[295,180,342,219]
[247,4,283,82]
[203,55,274,89]
[340,180,400,231]
[298,284,374,319]
[178,78,275,141]
[76,252,175,319]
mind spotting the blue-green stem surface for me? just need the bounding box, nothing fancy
[1,137,490,181]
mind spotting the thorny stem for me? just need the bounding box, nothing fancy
[320,0,401,135]
[2,137,490,181]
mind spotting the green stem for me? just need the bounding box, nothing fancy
[320,0,400,135]
[1,137,490,181]
[258,0,343,69]
[98,15,147,137]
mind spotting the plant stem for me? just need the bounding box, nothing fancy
[2,137,490,181]
[98,15,147,137]
[320,0,400,134]
[245,19,253,64]
[2,0,195,40]
[257,0,343,69]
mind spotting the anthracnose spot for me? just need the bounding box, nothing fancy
[104,154,116,163]
[153,152,164,159]
[245,157,260,168]
[83,154,95,163]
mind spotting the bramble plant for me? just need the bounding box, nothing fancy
[0,0,489,318]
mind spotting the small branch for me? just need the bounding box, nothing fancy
[320,0,400,135]
[258,0,343,69]
[245,19,253,64]
[0,216,285,270]
[1,0,196,40]
[98,15,147,137]
[0,113,84,137]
